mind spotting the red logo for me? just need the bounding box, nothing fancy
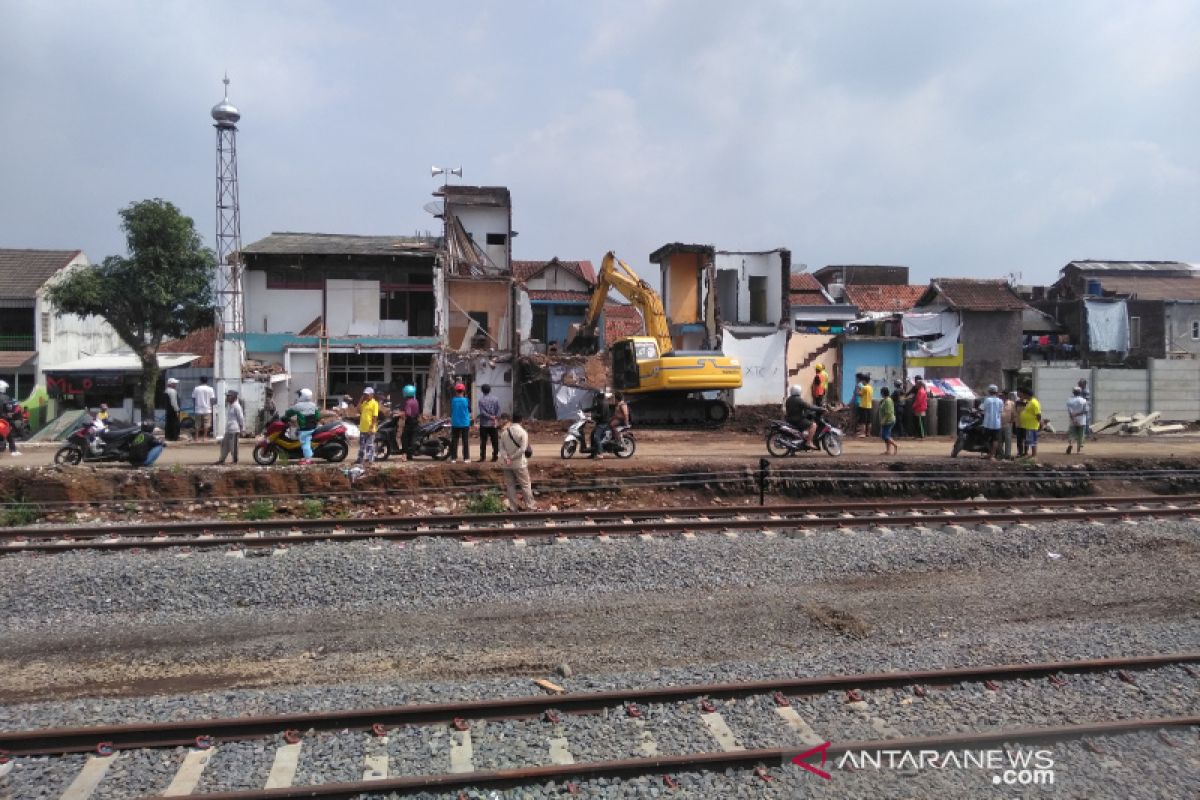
[791,741,833,780]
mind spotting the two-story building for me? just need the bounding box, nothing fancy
[649,243,791,405]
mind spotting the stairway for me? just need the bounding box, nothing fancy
[790,337,837,376]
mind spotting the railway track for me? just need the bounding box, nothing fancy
[2,494,1199,554]
[1,654,1196,798]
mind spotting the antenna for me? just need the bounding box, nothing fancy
[422,200,445,218]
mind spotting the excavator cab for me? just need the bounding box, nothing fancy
[610,339,644,390]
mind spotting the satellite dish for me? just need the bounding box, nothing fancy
[423,200,445,217]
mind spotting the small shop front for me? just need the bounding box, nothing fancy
[43,353,201,422]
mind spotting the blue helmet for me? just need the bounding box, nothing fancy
[403,384,416,398]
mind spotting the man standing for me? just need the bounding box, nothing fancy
[910,377,929,439]
[1018,386,1042,459]
[401,384,420,460]
[980,385,1004,460]
[164,378,181,441]
[1066,386,1089,455]
[476,383,500,462]
[355,386,380,465]
[856,374,874,437]
[449,382,471,463]
[258,387,277,435]
[811,364,828,407]
[1001,391,1018,460]
[498,412,535,511]
[0,380,22,457]
[216,390,244,464]
[192,376,216,440]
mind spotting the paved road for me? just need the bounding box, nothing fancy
[7,427,1200,467]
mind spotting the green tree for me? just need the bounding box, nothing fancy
[46,199,216,414]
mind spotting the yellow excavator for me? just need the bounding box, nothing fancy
[566,251,742,423]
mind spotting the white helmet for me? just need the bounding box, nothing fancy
[298,388,313,401]
[789,384,802,397]
[0,380,8,393]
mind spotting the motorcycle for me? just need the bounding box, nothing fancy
[370,415,452,461]
[950,409,993,457]
[253,418,350,465]
[560,409,636,459]
[54,419,142,465]
[765,412,843,457]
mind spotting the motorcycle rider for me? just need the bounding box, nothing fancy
[282,388,320,465]
[590,390,629,459]
[0,380,21,456]
[785,384,818,449]
[127,420,166,467]
[401,384,420,460]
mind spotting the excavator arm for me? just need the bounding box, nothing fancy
[567,251,674,355]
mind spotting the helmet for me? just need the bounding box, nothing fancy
[0,380,8,392]
[814,364,824,372]
[363,387,375,395]
[789,384,802,397]
[987,384,998,394]
[298,388,313,401]
[454,382,466,393]
[166,377,178,386]
[403,385,416,398]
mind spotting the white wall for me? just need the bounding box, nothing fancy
[527,265,589,292]
[244,270,323,333]
[1032,367,1090,430]
[451,206,510,270]
[35,254,125,384]
[283,350,318,401]
[722,328,788,405]
[326,279,384,336]
[714,251,784,324]
[472,360,513,414]
[1037,360,1200,424]
[1150,359,1200,421]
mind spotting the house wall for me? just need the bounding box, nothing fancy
[713,252,785,325]
[1164,302,1200,356]
[952,310,1023,391]
[34,254,125,386]
[471,360,514,415]
[722,328,788,405]
[282,350,319,401]
[840,339,904,403]
[786,333,840,403]
[447,279,510,350]
[526,266,589,292]
[245,270,323,333]
[451,206,511,270]
[326,279,384,336]
[534,303,588,348]
[663,252,701,324]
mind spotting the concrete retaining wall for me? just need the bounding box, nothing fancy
[1034,359,1200,425]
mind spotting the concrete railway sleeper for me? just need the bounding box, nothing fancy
[2,495,1200,553]
[0,655,1196,797]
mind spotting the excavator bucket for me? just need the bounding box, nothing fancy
[565,322,600,354]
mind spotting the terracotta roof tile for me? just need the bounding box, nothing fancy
[843,284,926,313]
[513,258,596,286]
[159,326,216,368]
[529,289,591,303]
[789,273,823,292]
[604,303,643,342]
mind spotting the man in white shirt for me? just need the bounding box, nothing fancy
[192,376,216,440]
[1065,387,1089,455]
[980,385,1004,460]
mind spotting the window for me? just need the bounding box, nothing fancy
[1129,316,1141,349]
[41,312,51,344]
[328,353,386,396]
[531,306,548,342]
[467,312,490,348]
[749,276,768,323]
[265,270,322,290]
[485,233,507,246]
[379,275,434,334]
[1192,320,1199,340]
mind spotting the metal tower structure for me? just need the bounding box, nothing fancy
[212,75,244,397]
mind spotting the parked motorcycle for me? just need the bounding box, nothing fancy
[560,409,636,459]
[950,409,992,457]
[54,419,142,465]
[765,412,843,457]
[253,418,350,465]
[370,416,452,461]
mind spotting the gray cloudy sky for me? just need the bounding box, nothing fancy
[2,1,1198,287]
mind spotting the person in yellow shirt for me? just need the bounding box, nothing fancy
[1017,386,1041,458]
[855,374,874,437]
[355,386,380,465]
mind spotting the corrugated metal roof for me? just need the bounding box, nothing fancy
[1067,260,1196,274]
[47,353,200,372]
[843,284,926,312]
[923,279,1027,311]
[241,233,438,258]
[0,249,82,299]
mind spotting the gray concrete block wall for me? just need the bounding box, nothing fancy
[1033,367,1090,430]
[1094,368,1148,423]
[1149,359,1200,421]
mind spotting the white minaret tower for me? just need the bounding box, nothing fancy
[212,74,244,401]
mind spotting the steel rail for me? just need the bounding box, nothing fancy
[4,492,1198,542]
[4,499,1200,553]
[2,653,1195,757]
[151,715,1200,799]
